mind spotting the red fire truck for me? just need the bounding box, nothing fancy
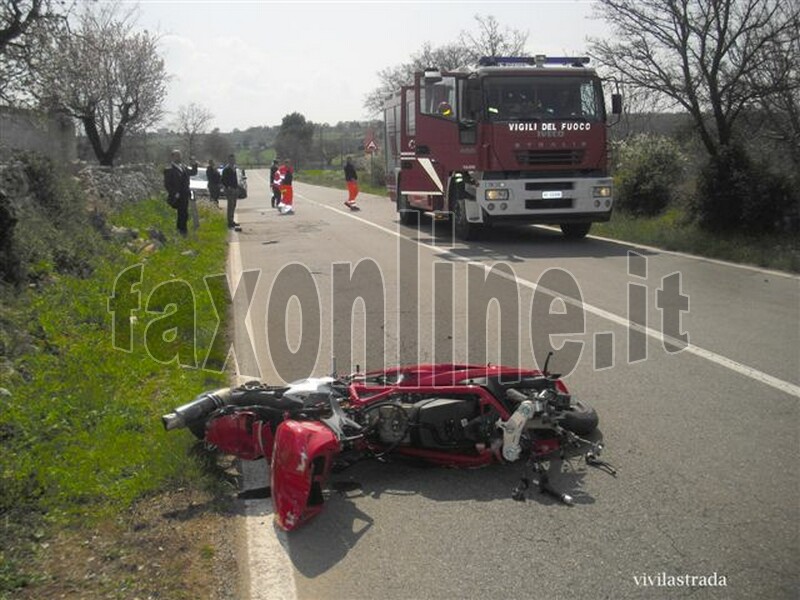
[383,56,621,240]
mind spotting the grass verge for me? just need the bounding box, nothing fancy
[0,198,231,596]
[593,208,800,273]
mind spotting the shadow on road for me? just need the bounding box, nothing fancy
[400,217,656,264]
[285,432,607,577]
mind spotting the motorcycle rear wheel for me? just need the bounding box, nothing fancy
[560,401,599,436]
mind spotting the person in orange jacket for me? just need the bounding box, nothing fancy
[343,156,359,210]
[278,159,294,214]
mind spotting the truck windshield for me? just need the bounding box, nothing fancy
[483,76,603,122]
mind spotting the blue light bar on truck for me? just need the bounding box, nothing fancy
[478,56,590,67]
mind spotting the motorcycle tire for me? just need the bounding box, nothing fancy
[560,401,599,436]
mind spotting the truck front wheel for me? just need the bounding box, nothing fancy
[560,223,592,239]
[397,180,417,226]
[450,182,479,241]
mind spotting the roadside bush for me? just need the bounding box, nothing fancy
[0,153,102,285]
[694,144,799,234]
[614,134,686,216]
[742,162,798,234]
[694,144,750,232]
[369,158,386,187]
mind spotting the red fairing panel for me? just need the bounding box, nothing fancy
[205,411,275,461]
[271,420,340,531]
[364,363,570,394]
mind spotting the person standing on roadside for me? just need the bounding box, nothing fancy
[163,149,198,236]
[221,154,241,229]
[269,159,281,208]
[278,158,294,214]
[343,156,359,209]
[207,159,222,207]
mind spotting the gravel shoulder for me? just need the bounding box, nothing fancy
[14,462,246,600]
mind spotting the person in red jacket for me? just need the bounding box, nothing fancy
[278,159,294,214]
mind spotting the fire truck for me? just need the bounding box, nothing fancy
[383,56,622,240]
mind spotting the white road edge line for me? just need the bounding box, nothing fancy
[228,235,298,600]
[297,188,800,399]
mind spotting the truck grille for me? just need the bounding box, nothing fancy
[515,150,585,167]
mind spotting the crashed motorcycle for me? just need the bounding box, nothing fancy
[162,354,615,530]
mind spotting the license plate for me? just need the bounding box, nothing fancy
[542,191,563,199]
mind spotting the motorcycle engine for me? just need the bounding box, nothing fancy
[372,403,410,445]
[366,396,485,449]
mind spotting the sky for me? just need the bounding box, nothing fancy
[131,0,611,132]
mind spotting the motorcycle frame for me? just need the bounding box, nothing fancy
[200,363,576,530]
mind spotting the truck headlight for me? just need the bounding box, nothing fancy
[593,186,612,198]
[485,189,509,201]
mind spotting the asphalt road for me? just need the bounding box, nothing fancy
[228,170,799,600]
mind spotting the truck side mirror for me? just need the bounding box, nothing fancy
[611,93,622,115]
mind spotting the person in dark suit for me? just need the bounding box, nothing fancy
[207,159,222,206]
[269,159,280,208]
[221,154,242,228]
[163,149,198,236]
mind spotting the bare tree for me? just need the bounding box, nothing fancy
[37,3,167,166]
[363,14,527,115]
[460,14,528,62]
[0,0,73,105]
[745,6,800,167]
[174,102,214,158]
[589,0,798,157]
[363,42,470,114]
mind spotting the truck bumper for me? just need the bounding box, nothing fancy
[483,210,612,224]
[467,176,614,224]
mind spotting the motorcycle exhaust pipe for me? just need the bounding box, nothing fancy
[161,388,233,430]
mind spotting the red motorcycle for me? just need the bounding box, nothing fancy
[162,354,615,531]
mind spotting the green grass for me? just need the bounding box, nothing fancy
[298,168,387,196]
[593,208,800,273]
[0,198,230,593]
[237,148,275,167]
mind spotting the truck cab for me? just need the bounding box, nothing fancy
[384,56,621,240]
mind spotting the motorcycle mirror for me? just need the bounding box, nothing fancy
[543,351,554,376]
